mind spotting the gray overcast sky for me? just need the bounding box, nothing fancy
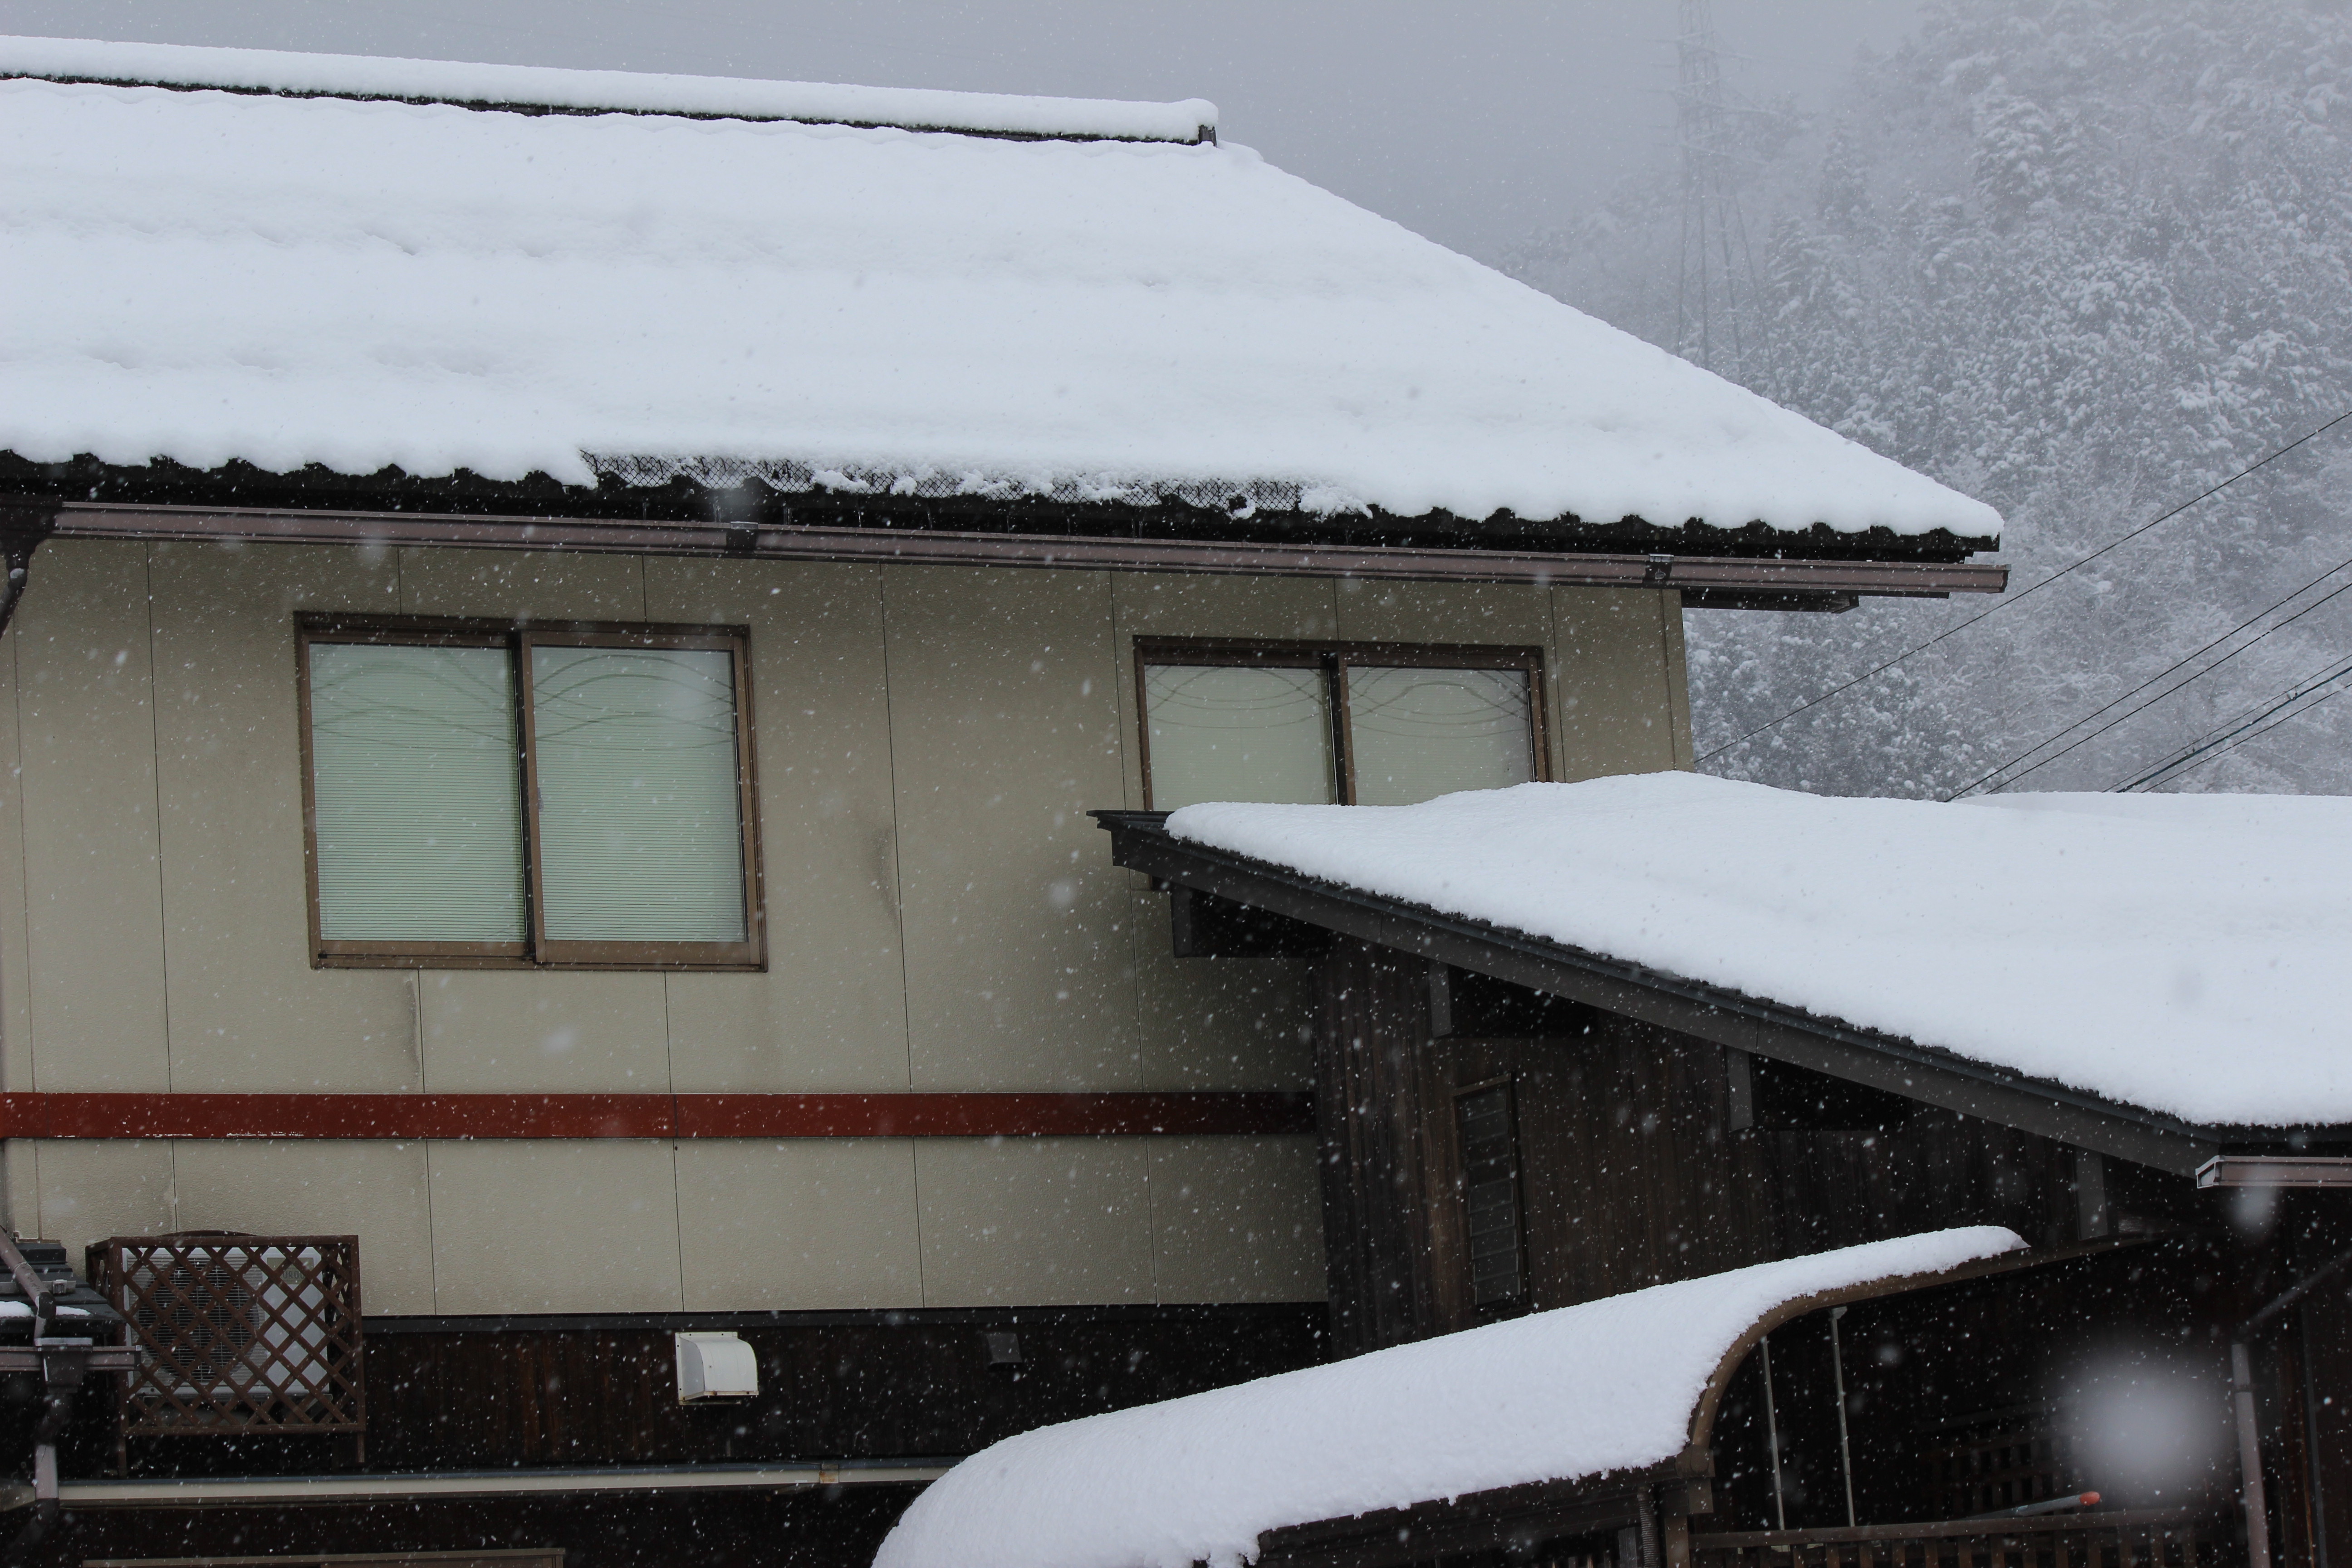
[0,1,1921,261]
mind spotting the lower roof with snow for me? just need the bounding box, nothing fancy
[0,37,2001,543]
[1156,775,2352,1132]
[873,1229,2027,1568]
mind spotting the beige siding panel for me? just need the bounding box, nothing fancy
[882,567,1134,1090]
[1149,1135,1326,1304]
[15,541,167,1090]
[0,1142,34,1236]
[416,969,668,1093]
[426,1140,683,1314]
[674,1139,921,1310]
[1108,574,1335,1088]
[915,1136,1152,1306]
[1108,573,1339,812]
[1662,591,1695,768]
[395,549,645,621]
[0,625,28,1094]
[171,1139,436,1315]
[1130,892,1313,1091]
[1551,587,1683,780]
[647,560,911,1093]
[150,542,416,1092]
[1334,578,1554,649]
[31,1140,174,1257]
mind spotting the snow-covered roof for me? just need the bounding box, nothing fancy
[0,34,1216,142]
[0,38,2003,539]
[874,1229,2026,1568]
[1165,775,2352,1129]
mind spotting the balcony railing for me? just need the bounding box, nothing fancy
[1690,1507,2230,1568]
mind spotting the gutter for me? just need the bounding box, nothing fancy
[1094,811,2324,1177]
[57,1459,953,1509]
[47,501,2005,604]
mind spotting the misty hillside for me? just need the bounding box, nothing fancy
[1508,0,2352,798]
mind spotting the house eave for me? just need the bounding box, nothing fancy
[1094,811,2336,1177]
[32,498,2005,602]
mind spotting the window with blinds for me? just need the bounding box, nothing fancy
[1137,640,1544,810]
[299,619,760,969]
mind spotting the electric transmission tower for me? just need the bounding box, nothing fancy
[1672,0,1767,381]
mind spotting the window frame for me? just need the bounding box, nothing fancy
[296,615,766,972]
[1133,637,1551,809]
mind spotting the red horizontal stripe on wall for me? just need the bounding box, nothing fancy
[0,1091,1313,1141]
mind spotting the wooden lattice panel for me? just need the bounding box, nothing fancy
[89,1234,365,1439]
[1923,1422,2075,1516]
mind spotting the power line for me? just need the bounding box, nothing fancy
[2117,649,2352,791]
[1695,405,2352,766]
[1941,549,2352,798]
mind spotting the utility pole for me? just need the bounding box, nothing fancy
[1672,0,1764,380]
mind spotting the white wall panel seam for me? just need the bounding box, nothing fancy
[877,571,928,1307]
[142,543,176,1094]
[874,569,916,1092]
[5,621,30,1093]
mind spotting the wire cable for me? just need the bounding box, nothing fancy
[1694,405,2352,765]
[1941,551,2352,798]
[2116,649,2352,792]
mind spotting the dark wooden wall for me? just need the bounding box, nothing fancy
[1314,938,2082,1356]
[34,1304,1324,1479]
[23,1485,917,1568]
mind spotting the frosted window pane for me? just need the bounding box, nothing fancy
[1347,666,1535,806]
[308,642,526,942]
[1144,664,1337,809]
[532,645,747,944]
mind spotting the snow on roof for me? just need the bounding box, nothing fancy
[0,34,1216,142]
[0,42,2002,538]
[1165,774,2352,1129]
[873,1229,2025,1568]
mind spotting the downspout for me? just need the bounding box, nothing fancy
[2234,1340,2273,1568]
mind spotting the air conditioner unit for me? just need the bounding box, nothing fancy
[124,1243,331,1401]
[89,1233,365,1451]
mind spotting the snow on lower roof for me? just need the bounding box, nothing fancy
[873,1229,2025,1568]
[0,35,1215,142]
[0,44,2001,538]
[1166,774,2352,1129]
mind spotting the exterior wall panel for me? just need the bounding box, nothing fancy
[426,1138,685,1314]
[674,1137,922,1310]
[28,1137,175,1257]
[396,547,647,622]
[1147,1133,1326,1303]
[914,1135,1153,1306]
[150,540,416,1092]
[0,623,30,1234]
[1111,572,1334,1093]
[1552,586,1686,779]
[170,1136,436,1313]
[417,968,670,1093]
[647,559,911,1094]
[882,567,1135,1092]
[14,540,170,1093]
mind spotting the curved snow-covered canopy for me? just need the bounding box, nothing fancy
[873,1229,2026,1568]
[1165,774,2352,1128]
[0,37,2001,539]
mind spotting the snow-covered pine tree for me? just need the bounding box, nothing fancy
[1506,0,2352,798]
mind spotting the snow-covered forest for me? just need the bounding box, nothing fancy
[1509,0,2352,798]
